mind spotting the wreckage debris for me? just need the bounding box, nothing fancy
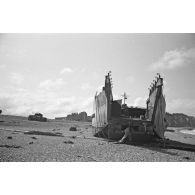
[29,142,34,144]
[69,127,77,131]
[63,140,74,144]
[52,128,60,131]
[0,144,21,148]
[183,156,191,160]
[76,155,97,161]
[7,136,12,139]
[24,130,63,137]
[31,136,37,139]
[28,113,47,122]
[70,135,77,139]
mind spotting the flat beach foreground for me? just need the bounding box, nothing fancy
[0,115,195,162]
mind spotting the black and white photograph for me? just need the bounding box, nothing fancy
[0,1,194,195]
[0,33,195,162]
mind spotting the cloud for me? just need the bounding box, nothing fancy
[40,96,93,117]
[92,71,100,80]
[167,98,195,116]
[0,95,15,111]
[113,94,121,100]
[149,48,195,70]
[60,67,73,74]
[0,64,6,70]
[131,97,195,116]
[133,97,147,107]
[0,86,94,118]
[81,83,92,90]
[9,72,24,85]
[125,76,135,83]
[39,78,65,90]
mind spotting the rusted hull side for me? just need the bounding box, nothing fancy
[153,93,166,138]
[92,91,108,130]
[147,79,166,139]
[147,88,157,121]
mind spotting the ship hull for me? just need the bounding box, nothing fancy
[92,72,166,142]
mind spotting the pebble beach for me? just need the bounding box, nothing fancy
[0,115,195,162]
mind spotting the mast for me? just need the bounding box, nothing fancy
[121,92,128,105]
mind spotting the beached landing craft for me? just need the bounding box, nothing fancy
[92,72,167,143]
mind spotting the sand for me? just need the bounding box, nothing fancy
[0,115,195,162]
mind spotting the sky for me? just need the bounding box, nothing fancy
[0,33,195,118]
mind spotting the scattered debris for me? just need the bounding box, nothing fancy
[0,120,4,123]
[31,137,37,139]
[29,142,34,144]
[76,155,97,161]
[52,128,60,131]
[24,130,63,137]
[183,156,191,160]
[87,156,97,162]
[70,136,77,139]
[28,113,47,122]
[7,136,12,139]
[63,140,74,144]
[0,144,21,148]
[69,127,77,131]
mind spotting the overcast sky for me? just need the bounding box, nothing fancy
[0,33,195,118]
